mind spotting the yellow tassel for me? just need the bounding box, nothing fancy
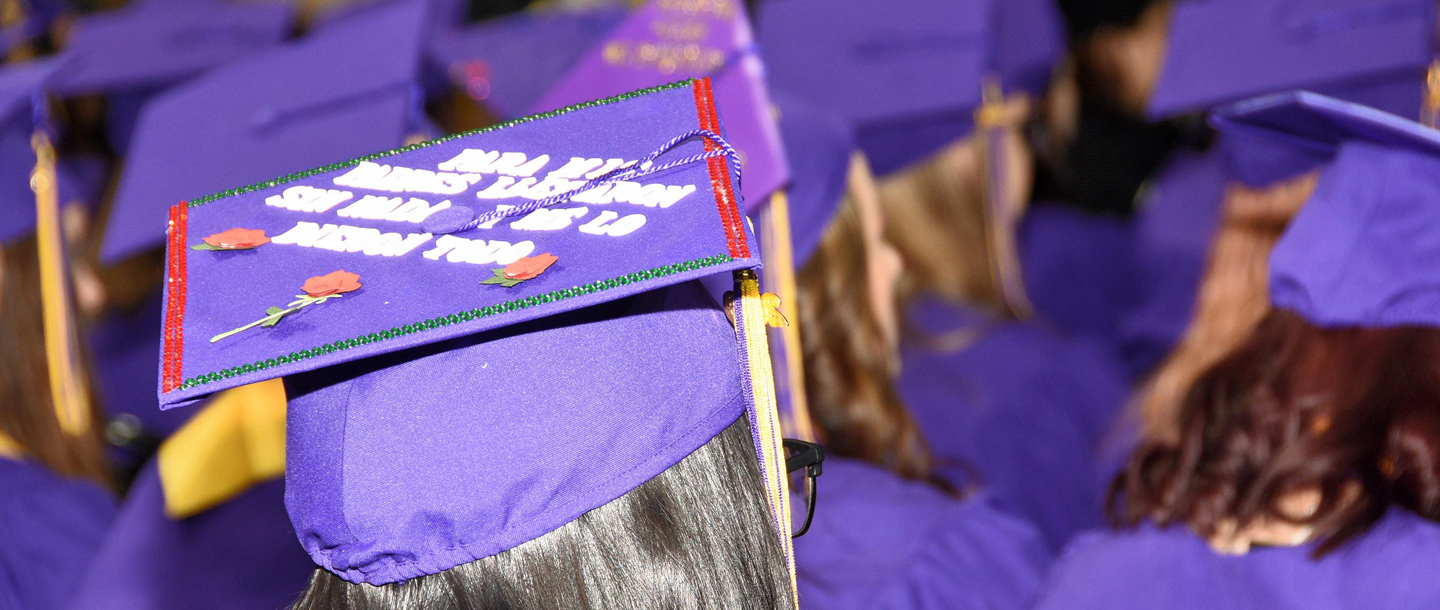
[736,270,799,604]
[158,379,288,519]
[1424,60,1440,129]
[760,192,815,442]
[31,131,91,436]
[975,78,1033,319]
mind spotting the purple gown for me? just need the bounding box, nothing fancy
[0,457,115,610]
[795,457,1050,610]
[898,298,1129,550]
[67,462,313,610]
[1035,510,1440,610]
[1019,203,1137,343]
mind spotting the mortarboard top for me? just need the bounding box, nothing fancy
[0,58,64,246]
[428,6,628,121]
[533,0,788,209]
[156,78,797,587]
[1211,90,1440,186]
[51,1,293,97]
[756,0,988,176]
[1220,94,1440,329]
[100,0,429,265]
[1148,0,1437,120]
[992,0,1065,100]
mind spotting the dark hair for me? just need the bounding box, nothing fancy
[289,416,796,610]
[0,236,111,486]
[1112,309,1440,555]
[798,192,938,485]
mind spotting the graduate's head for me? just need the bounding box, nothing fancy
[154,80,801,607]
[0,60,109,485]
[1116,94,1440,554]
[772,92,935,485]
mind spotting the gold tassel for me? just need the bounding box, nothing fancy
[760,192,816,442]
[975,78,1033,319]
[31,131,91,436]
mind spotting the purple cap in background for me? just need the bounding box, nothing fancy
[100,0,429,264]
[771,90,854,267]
[757,0,988,175]
[1213,92,1440,328]
[1149,0,1436,120]
[0,58,64,246]
[429,7,628,121]
[534,0,788,208]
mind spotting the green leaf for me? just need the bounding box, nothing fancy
[501,279,522,288]
[480,276,507,285]
[260,306,288,327]
[491,268,507,277]
[191,243,222,251]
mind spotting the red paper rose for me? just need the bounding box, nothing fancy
[303,271,362,297]
[503,253,558,280]
[203,228,270,250]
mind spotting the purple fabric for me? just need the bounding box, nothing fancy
[533,1,788,207]
[158,81,756,410]
[284,282,745,584]
[1212,90,1440,187]
[51,1,292,96]
[102,0,428,264]
[1115,148,1230,378]
[1148,0,1435,119]
[793,457,1050,610]
[56,154,109,211]
[756,0,987,175]
[1034,510,1440,610]
[1271,142,1440,328]
[898,298,1129,549]
[1019,204,1136,341]
[428,8,627,121]
[0,458,116,610]
[90,290,193,438]
[772,91,852,266]
[991,0,1064,99]
[0,58,64,246]
[67,461,313,610]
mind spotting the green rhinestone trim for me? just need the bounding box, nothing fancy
[173,253,734,391]
[187,79,698,208]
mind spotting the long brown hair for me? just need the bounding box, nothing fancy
[1139,173,1319,442]
[1112,309,1440,555]
[877,139,1006,313]
[0,236,111,486]
[798,173,936,484]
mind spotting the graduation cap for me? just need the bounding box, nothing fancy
[155,78,798,589]
[1148,0,1437,120]
[49,0,293,152]
[428,7,627,121]
[101,0,429,265]
[1211,90,1440,186]
[0,59,60,246]
[533,0,788,207]
[992,0,1065,100]
[1214,94,1440,328]
[756,0,989,175]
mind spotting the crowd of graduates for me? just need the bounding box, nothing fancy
[4,0,1440,608]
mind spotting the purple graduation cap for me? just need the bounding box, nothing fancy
[428,7,628,121]
[1214,94,1440,329]
[155,78,799,589]
[0,59,62,245]
[532,0,788,207]
[101,0,429,265]
[756,0,989,175]
[1148,0,1438,120]
[992,0,1065,99]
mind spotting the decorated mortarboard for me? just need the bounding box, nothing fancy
[1221,94,1440,328]
[1149,0,1437,120]
[51,1,293,96]
[1211,90,1440,186]
[428,6,628,121]
[156,78,798,590]
[532,0,788,209]
[101,0,429,265]
[756,0,988,175]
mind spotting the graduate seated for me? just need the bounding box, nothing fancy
[1036,93,1440,610]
